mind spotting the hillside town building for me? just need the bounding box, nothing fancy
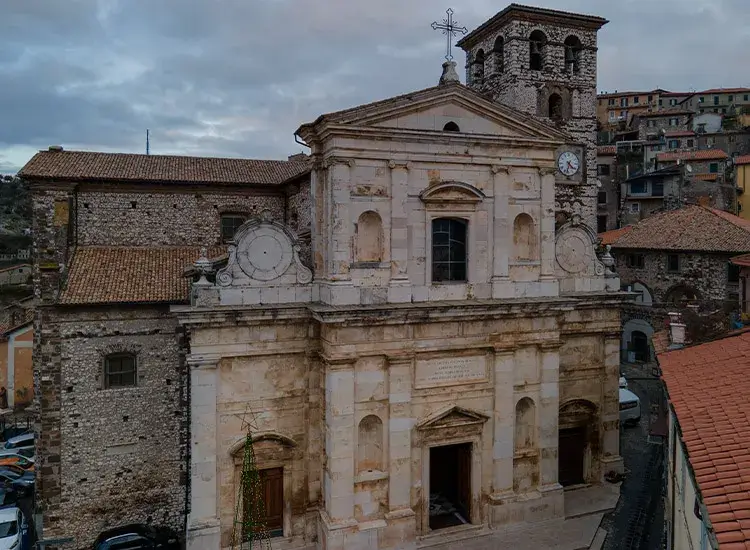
[23,4,628,549]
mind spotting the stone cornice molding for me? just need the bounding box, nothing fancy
[538,341,563,351]
[537,167,557,177]
[187,354,221,369]
[388,160,412,170]
[323,157,355,169]
[491,165,511,175]
[492,344,517,354]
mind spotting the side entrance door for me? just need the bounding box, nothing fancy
[558,427,586,486]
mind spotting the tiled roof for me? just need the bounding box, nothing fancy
[657,149,729,162]
[699,87,750,95]
[598,226,633,246]
[456,4,607,49]
[597,89,670,98]
[735,155,750,166]
[693,173,720,181]
[660,91,691,98]
[664,130,695,138]
[60,246,225,305]
[18,150,310,186]
[597,145,616,155]
[609,206,750,252]
[0,264,30,274]
[659,331,750,545]
[651,330,671,356]
[638,108,690,118]
[731,253,750,267]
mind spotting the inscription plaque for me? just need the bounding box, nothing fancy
[415,355,487,389]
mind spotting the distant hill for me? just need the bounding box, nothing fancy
[0,175,31,236]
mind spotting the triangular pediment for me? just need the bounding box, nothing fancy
[417,405,490,431]
[420,181,485,204]
[298,83,569,142]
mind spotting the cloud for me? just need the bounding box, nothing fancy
[1,0,748,173]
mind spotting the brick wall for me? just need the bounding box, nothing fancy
[53,306,187,548]
[76,189,285,247]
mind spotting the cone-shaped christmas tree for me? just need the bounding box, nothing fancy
[231,429,272,549]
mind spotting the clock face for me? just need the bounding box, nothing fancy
[558,151,580,176]
[236,226,293,281]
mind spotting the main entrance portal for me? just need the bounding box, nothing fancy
[429,443,471,530]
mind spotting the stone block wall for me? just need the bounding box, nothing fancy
[50,306,187,548]
[637,114,691,141]
[287,180,313,267]
[76,189,285,247]
[614,249,735,304]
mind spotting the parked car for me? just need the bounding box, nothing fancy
[0,506,30,550]
[0,427,30,444]
[619,388,641,427]
[0,490,19,510]
[0,449,34,461]
[93,524,180,550]
[2,434,33,456]
[0,456,33,472]
[619,376,628,389]
[0,469,34,496]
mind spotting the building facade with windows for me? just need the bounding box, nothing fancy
[25,5,629,550]
[596,146,618,232]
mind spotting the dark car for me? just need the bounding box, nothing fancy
[93,524,180,550]
[0,488,20,509]
[0,468,34,496]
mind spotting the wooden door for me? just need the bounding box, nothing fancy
[260,467,284,533]
[558,428,586,486]
[455,444,472,521]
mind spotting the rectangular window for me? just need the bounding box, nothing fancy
[710,163,719,173]
[729,263,741,283]
[687,139,694,147]
[670,99,677,106]
[627,254,645,268]
[658,99,663,106]
[620,97,628,107]
[652,182,664,196]
[597,164,611,176]
[668,140,679,149]
[699,96,705,103]
[630,181,647,194]
[633,96,640,104]
[221,214,247,243]
[667,254,680,273]
[745,94,749,101]
[629,202,641,214]
[432,218,468,283]
[104,354,137,389]
[669,118,679,126]
[729,95,734,102]
[609,111,616,121]
[714,96,719,105]
[597,215,607,233]
[609,98,615,106]
[598,191,607,205]
[647,120,656,128]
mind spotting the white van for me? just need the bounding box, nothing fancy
[619,388,641,427]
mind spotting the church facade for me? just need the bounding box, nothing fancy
[25,5,626,550]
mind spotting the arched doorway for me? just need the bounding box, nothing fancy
[632,330,649,362]
[558,400,598,487]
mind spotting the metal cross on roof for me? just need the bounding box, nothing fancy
[431,8,468,62]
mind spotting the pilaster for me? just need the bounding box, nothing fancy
[538,341,562,489]
[186,354,221,550]
[601,333,624,476]
[491,166,512,299]
[539,167,558,286]
[491,346,515,496]
[388,161,413,304]
[327,157,354,283]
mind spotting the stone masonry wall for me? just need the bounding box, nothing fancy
[637,114,691,141]
[463,18,600,231]
[76,189,285,247]
[615,249,735,304]
[286,180,312,267]
[54,306,186,549]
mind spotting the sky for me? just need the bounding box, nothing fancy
[2,0,749,173]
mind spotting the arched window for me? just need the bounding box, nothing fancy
[512,213,538,261]
[443,121,460,132]
[514,398,536,451]
[104,353,137,389]
[473,49,485,84]
[357,415,383,472]
[432,218,467,283]
[529,30,547,71]
[493,36,504,73]
[564,36,583,73]
[548,93,563,122]
[356,211,383,262]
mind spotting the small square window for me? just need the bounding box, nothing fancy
[597,164,610,176]
[221,214,247,243]
[629,202,640,214]
[710,163,719,173]
[667,254,680,273]
[627,254,644,268]
[598,191,607,205]
[633,96,640,104]
[687,139,694,147]
[104,354,137,389]
[699,96,705,103]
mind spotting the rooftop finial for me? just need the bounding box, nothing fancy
[439,60,461,85]
[431,8,467,62]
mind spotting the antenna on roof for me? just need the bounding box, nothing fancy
[146,129,150,156]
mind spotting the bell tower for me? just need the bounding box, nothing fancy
[457,4,608,228]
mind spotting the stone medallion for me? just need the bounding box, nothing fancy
[555,227,594,274]
[237,225,294,281]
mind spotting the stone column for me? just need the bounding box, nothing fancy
[384,356,416,548]
[322,358,356,524]
[539,168,558,284]
[491,346,515,496]
[186,354,221,550]
[491,166,512,298]
[538,342,562,490]
[600,333,624,475]
[388,162,412,303]
[328,158,354,282]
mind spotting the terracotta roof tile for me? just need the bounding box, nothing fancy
[598,226,633,246]
[19,150,310,186]
[699,88,750,95]
[609,206,750,252]
[657,149,729,162]
[659,330,750,545]
[735,155,750,166]
[664,130,695,138]
[59,246,225,305]
[597,145,616,155]
[732,253,750,267]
